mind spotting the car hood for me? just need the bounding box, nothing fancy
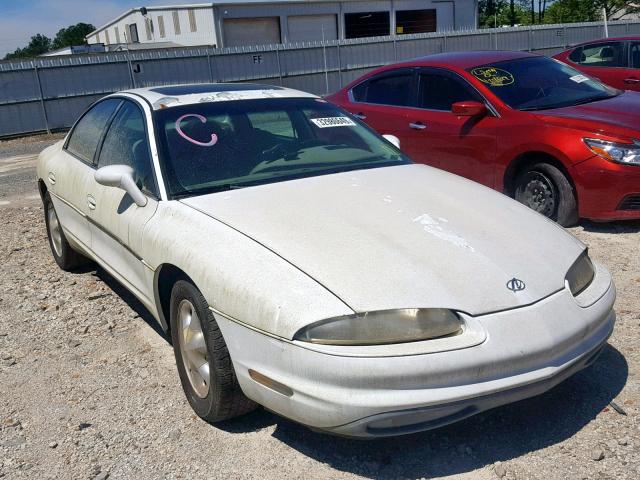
[181,164,585,316]
[536,91,640,139]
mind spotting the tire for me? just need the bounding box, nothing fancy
[514,163,578,227]
[170,279,256,422]
[43,191,90,271]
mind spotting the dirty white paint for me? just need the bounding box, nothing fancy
[413,213,475,252]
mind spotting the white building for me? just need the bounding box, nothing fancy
[86,1,478,49]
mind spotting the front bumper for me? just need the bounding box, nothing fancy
[572,156,640,220]
[215,265,615,437]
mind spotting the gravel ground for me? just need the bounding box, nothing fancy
[0,135,639,480]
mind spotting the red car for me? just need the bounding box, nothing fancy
[553,36,640,91]
[327,51,640,225]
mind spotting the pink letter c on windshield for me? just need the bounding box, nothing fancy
[175,113,218,147]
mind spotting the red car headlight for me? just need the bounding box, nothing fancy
[584,138,640,166]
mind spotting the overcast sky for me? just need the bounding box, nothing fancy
[0,0,195,57]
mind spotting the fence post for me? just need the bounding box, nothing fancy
[442,33,447,53]
[32,62,51,134]
[528,26,533,52]
[275,44,283,86]
[336,42,343,89]
[125,48,136,88]
[206,48,214,83]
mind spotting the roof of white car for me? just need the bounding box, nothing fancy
[122,83,318,110]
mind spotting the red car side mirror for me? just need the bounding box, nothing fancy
[452,101,487,117]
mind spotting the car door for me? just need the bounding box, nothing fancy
[344,69,416,146]
[627,41,640,90]
[567,41,632,90]
[87,99,160,305]
[403,68,498,187]
[46,98,122,251]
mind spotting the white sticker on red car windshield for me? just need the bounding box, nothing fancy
[310,117,356,128]
[569,74,590,84]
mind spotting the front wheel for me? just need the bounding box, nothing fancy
[170,280,256,422]
[514,163,578,227]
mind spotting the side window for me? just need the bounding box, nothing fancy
[568,47,584,63]
[364,72,414,106]
[97,101,157,196]
[419,73,482,111]
[573,42,626,67]
[351,82,367,102]
[66,99,121,164]
[247,111,296,138]
[631,42,640,69]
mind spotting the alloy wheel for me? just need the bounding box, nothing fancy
[177,299,210,399]
[47,202,63,257]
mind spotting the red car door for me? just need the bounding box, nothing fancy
[401,68,498,187]
[627,41,640,90]
[565,41,636,91]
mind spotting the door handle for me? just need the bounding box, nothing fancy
[352,112,367,120]
[624,77,640,84]
[409,122,427,130]
[87,195,96,210]
[47,172,56,185]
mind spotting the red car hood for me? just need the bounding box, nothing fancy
[534,91,640,140]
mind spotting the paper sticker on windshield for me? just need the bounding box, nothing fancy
[471,67,515,87]
[570,74,590,84]
[310,117,356,128]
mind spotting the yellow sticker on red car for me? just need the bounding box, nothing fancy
[471,67,515,87]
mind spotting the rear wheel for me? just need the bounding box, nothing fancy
[43,191,90,270]
[170,280,256,422]
[514,163,578,227]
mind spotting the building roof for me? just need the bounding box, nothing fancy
[119,82,318,109]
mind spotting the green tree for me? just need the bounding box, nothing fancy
[479,0,531,26]
[544,0,599,23]
[52,23,95,50]
[4,34,52,60]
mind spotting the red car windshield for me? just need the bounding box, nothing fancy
[467,56,619,111]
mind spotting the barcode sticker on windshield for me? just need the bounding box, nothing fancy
[310,117,356,128]
[569,74,590,84]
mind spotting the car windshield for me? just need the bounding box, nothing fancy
[467,56,620,111]
[154,97,410,198]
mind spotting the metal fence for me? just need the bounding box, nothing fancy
[2,19,639,138]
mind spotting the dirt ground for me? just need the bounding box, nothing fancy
[0,134,639,480]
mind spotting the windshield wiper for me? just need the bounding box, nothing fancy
[173,183,248,199]
[519,93,618,111]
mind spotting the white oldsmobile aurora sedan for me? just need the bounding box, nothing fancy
[37,83,615,437]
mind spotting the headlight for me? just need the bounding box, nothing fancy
[293,308,463,346]
[584,138,640,165]
[565,251,595,296]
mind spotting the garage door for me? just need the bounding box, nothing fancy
[223,17,281,47]
[287,14,338,42]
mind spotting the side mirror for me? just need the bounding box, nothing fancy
[382,134,401,149]
[452,101,487,117]
[94,165,147,207]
